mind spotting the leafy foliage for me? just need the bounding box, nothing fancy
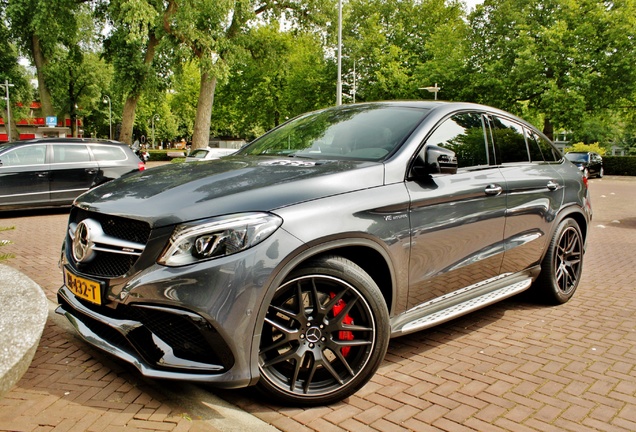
[564,142,606,156]
[0,226,15,262]
[1,0,636,153]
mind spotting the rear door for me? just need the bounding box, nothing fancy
[488,115,564,274]
[49,143,99,205]
[406,112,507,309]
[0,144,49,208]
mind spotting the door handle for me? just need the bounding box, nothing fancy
[85,168,98,174]
[484,184,503,196]
[36,172,49,178]
[547,180,560,191]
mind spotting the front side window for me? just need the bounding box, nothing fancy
[425,112,489,168]
[0,145,47,166]
[239,105,429,161]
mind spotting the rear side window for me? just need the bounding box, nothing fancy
[425,113,489,168]
[490,116,529,163]
[52,145,90,163]
[534,134,561,162]
[525,131,561,162]
[89,145,127,161]
[525,131,546,162]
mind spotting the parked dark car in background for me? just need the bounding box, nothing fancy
[56,102,591,406]
[0,138,145,211]
[565,151,604,178]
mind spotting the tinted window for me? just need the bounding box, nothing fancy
[89,145,127,161]
[53,145,90,163]
[491,116,529,163]
[0,145,46,166]
[425,113,488,168]
[240,105,429,161]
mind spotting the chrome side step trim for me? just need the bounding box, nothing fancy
[391,275,533,337]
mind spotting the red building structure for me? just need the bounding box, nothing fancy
[0,102,75,142]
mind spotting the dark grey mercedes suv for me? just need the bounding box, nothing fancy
[56,101,591,406]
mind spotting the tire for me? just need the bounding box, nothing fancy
[534,219,584,304]
[257,255,390,406]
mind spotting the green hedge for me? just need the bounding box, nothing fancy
[603,156,636,176]
[147,150,172,161]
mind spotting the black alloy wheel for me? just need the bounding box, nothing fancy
[257,256,390,406]
[535,218,584,304]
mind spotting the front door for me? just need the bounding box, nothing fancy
[406,112,507,310]
[0,144,49,207]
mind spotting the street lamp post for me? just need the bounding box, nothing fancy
[103,95,112,140]
[151,115,159,149]
[336,0,342,106]
[1,80,15,142]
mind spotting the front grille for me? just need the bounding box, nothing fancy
[68,207,152,277]
[78,251,139,278]
[71,207,151,244]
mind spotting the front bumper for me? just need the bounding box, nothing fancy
[56,285,244,384]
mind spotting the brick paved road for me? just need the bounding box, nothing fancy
[0,175,635,431]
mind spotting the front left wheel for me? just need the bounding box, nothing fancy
[257,255,390,406]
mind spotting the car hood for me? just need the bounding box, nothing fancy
[75,157,385,227]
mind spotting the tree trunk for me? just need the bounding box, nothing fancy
[191,70,217,150]
[31,34,55,117]
[118,35,159,145]
[119,95,140,144]
[543,118,554,141]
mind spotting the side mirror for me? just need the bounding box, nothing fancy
[411,145,458,178]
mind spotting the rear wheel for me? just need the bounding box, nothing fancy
[534,219,584,304]
[257,256,390,406]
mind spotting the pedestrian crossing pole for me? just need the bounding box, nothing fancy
[0,80,15,142]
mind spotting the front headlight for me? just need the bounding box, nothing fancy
[158,212,283,267]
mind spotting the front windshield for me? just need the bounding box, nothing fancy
[238,105,429,161]
[565,153,589,163]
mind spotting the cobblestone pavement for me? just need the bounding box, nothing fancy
[0,175,635,431]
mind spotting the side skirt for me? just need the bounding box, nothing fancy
[390,268,540,337]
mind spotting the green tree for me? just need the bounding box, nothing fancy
[340,0,468,102]
[46,5,110,137]
[211,24,332,139]
[5,0,87,118]
[102,0,175,144]
[466,0,636,139]
[564,142,606,156]
[161,0,334,149]
[0,4,32,141]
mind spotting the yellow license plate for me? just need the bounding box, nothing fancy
[64,267,103,305]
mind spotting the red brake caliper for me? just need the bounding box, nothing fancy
[331,293,354,357]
